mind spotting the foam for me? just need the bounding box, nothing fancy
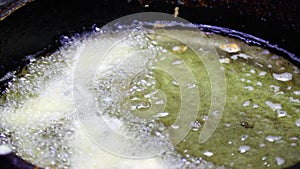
[0,29,217,168]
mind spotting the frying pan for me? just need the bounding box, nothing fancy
[0,0,299,168]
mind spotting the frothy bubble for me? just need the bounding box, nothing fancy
[0,12,227,169]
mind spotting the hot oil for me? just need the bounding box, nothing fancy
[0,22,299,169]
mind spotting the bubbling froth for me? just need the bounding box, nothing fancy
[0,25,219,169]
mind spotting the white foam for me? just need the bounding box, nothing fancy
[295,119,300,127]
[265,135,282,142]
[272,72,293,81]
[0,30,217,169]
[275,157,285,166]
[239,145,250,153]
[265,101,282,111]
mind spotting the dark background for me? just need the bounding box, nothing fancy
[0,0,299,78]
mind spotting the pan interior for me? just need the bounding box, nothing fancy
[0,20,299,169]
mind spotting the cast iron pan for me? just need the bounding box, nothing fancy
[0,0,299,168]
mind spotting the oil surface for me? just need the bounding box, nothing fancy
[0,21,299,169]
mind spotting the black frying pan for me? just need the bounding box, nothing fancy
[0,0,299,168]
